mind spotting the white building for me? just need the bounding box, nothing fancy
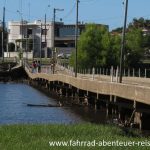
[8,20,53,58]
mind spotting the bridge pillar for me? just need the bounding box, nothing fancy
[76,89,80,104]
[94,99,98,110]
[48,82,52,91]
[65,88,68,98]
[110,95,113,102]
[45,81,48,89]
[118,107,127,124]
[133,112,142,130]
[94,93,100,110]
[106,103,113,116]
[111,96,118,116]
[48,81,50,91]
[52,81,55,91]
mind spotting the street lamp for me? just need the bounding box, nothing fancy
[17,10,23,53]
[53,8,64,74]
[40,23,42,64]
[119,0,129,83]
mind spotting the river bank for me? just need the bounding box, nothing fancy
[0,124,149,150]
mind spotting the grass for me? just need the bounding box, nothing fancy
[0,124,149,150]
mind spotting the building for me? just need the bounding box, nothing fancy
[8,20,53,58]
[8,20,108,58]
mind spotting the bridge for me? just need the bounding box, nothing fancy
[23,62,150,129]
[1,59,150,129]
[24,63,150,105]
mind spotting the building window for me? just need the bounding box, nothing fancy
[55,27,60,37]
[42,42,47,48]
[27,28,32,35]
[42,29,47,35]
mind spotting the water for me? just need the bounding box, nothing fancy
[0,83,84,124]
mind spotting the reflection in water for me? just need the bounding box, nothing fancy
[0,83,85,124]
[0,83,108,125]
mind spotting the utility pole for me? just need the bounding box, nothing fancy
[26,23,28,61]
[21,18,23,53]
[2,7,5,62]
[119,0,128,83]
[53,8,56,74]
[17,10,23,57]
[75,0,79,77]
[45,14,47,58]
[53,8,64,74]
[40,23,42,63]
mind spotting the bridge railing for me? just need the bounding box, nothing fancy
[24,60,53,74]
[56,64,75,76]
[0,57,19,63]
[24,61,150,87]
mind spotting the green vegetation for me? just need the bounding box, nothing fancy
[70,18,150,69]
[125,28,143,67]
[128,17,150,29]
[0,124,149,150]
[70,24,113,68]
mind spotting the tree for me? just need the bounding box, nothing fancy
[70,24,112,68]
[111,27,123,33]
[128,17,150,29]
[125,28,144,67]
[70,20,147,70]
[108,34,121,67]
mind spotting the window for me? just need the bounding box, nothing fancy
[42,42,47,48]
[27,28,32,35]
[42,29,47,35]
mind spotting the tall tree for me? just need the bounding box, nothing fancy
[108,34,121,67]
[70,24,111,68]
[125,28,144,67]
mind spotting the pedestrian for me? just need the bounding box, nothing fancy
[37,60,41,73]
[32,61,35,73]
[34,60,38,73]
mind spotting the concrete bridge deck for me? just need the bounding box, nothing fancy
[24,65,150,106]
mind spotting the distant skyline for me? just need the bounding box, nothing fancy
[0,0,150,30]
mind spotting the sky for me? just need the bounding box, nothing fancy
[0,0,150,31]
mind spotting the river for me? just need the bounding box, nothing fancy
[0,82,108,125]
[0,83,86,124]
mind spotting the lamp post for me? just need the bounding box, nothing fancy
[40,23,42,64]
[53,8,64,74]
[25,24,28,61]
[119,0,128,83]
[17,10,23,56]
